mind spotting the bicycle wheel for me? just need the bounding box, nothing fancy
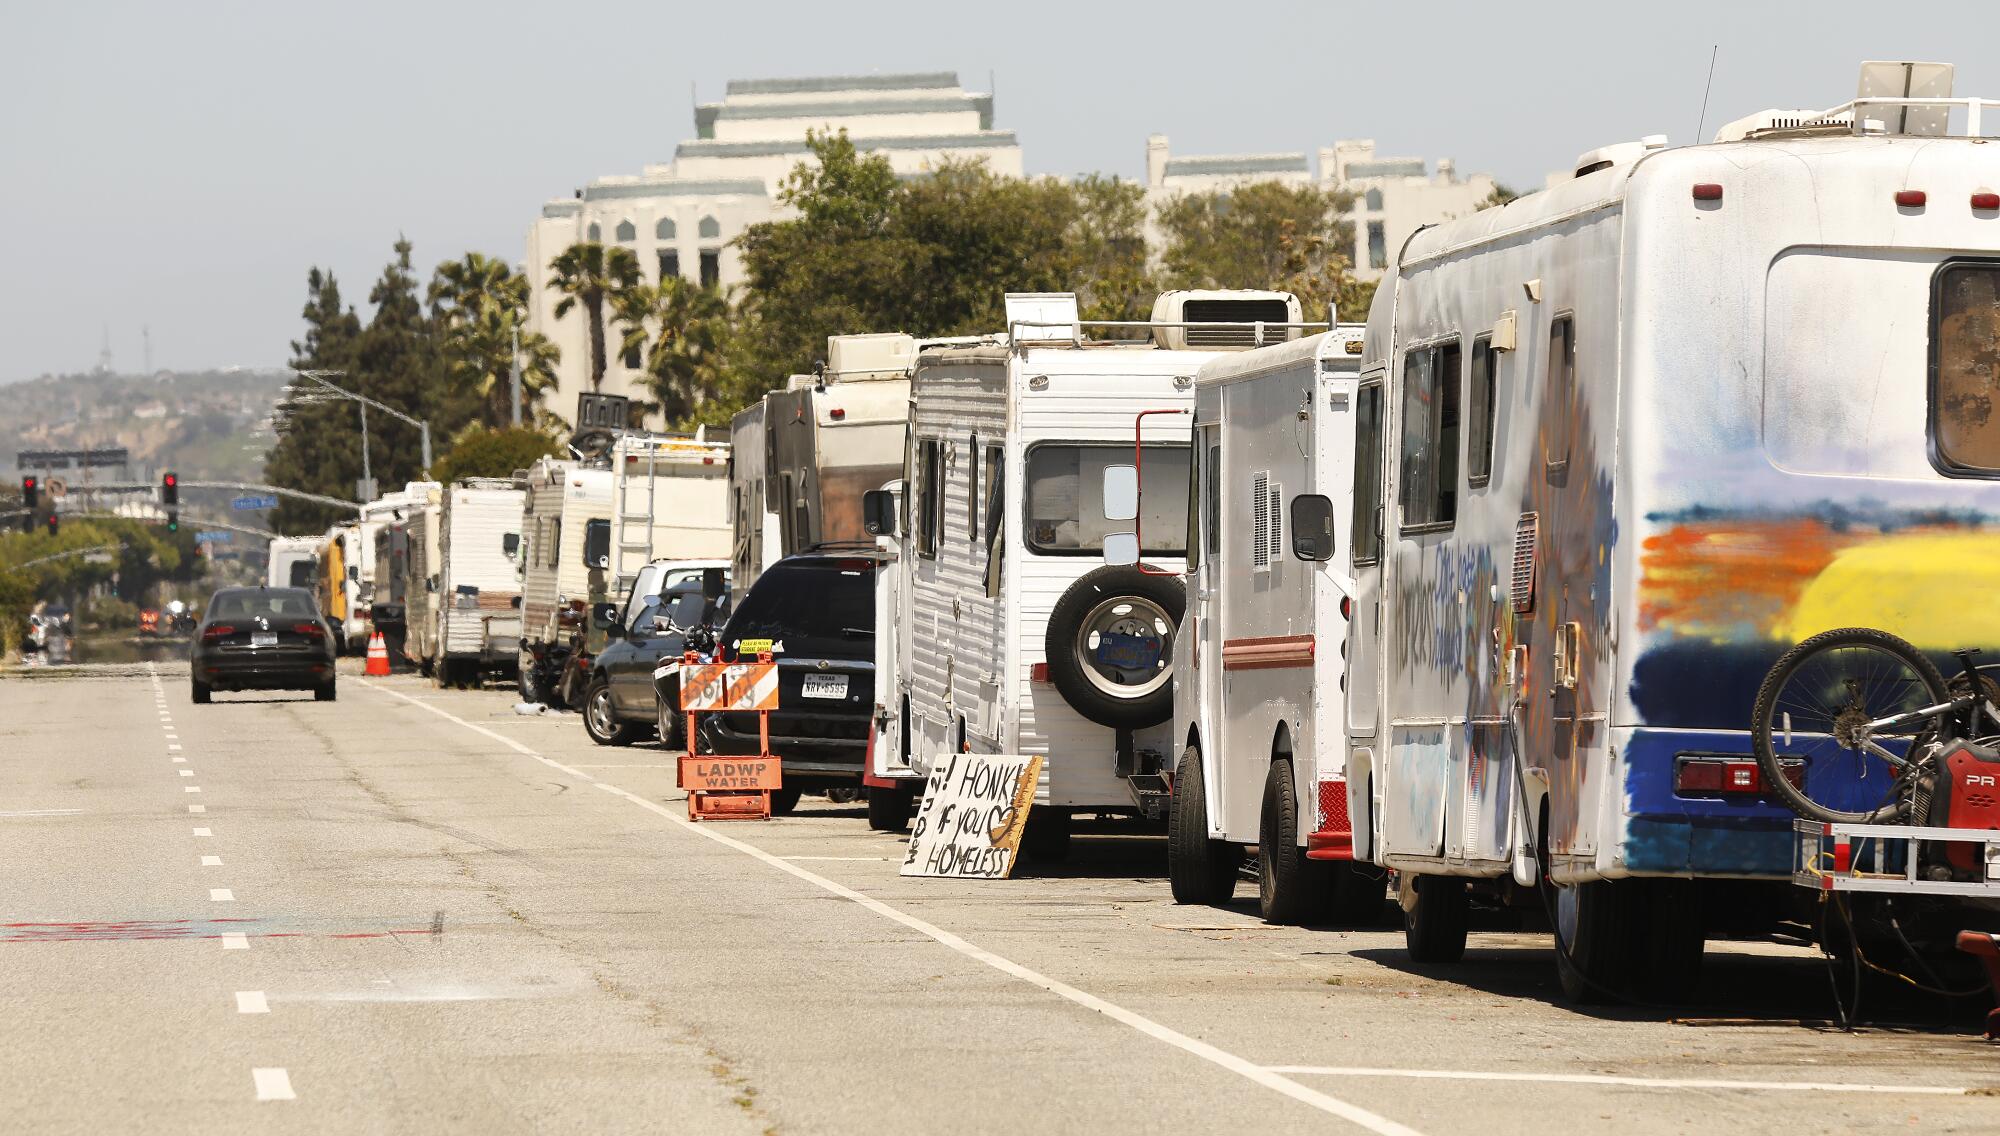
[1750,627,1948,823]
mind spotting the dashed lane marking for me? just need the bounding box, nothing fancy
[221,933,248,950]
[184,786,202,793]
[179,770,194,778]
[202,856,223,867]
[1265,1067,1975,1097]
[253,1068,295,1101]
[361,679,1424,1136]
[193,828,212,837]
[210,889,235,902]
[236,991,268,1014]
[168,744,182,751]
[173,757,186,764]
[188,805,206,814]
[0,809,84,819]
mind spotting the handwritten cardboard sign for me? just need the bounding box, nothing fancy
[901,753,1043,879]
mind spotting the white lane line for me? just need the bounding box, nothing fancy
[168,744,182,751]
[188,804,206,814]
[192,827,212,837]
[221,933,248,950]
[184,786,202,793]
[202,855,223,867]
[210,888,235,902]
[236,991,269,1014]
[361,679,1422,1136]
[0,809,84,818]
[252,1068,295,1101]
[173,756,186,763]
[1266,1067,1972,1097]
[179,769,195,778]
[571,763,677,769]
[784,856,892,862]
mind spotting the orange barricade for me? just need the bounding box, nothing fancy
[677,651,782,821]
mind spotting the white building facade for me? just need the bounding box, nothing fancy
[525,72,1021,429]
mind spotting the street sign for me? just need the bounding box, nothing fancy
[196,531,232,544]
[232,495,278,511]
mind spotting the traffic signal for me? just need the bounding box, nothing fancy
[17,476,32,532]
[167,511,179,533]
[161,471,178,507]
[46,513,58,537]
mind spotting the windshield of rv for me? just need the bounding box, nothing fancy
[1023,443,1189,555]
[722,559,874,659]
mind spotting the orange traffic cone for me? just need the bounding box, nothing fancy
[365,631,391,676]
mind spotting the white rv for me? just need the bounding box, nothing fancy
[398,484,445,672]
[603,431,731,598]
[727,396,780,602]
[266,536,320,591]
[314,522,367,653]
[431,477,525,688]
[1163,327,1385,924]
[890,290,1306,853]
[1356,63,2000,1002]
[516,457,613,703]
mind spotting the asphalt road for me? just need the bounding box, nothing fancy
[3,660,1997,1134]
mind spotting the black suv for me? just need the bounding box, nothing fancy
[699,551,882,813]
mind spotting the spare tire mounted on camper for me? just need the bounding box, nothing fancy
[1043,564,1184,729]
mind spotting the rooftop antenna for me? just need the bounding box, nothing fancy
[96,324,113,374]
[1694,44,1719,144]
[142,324,152,374]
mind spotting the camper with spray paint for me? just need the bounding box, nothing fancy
[884,290,1307,853]
[1354,63,2000,1002]
[1161,326,1387,924]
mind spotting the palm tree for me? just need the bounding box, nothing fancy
[444,296,562,426]
[547,243,641,392]
[621,278,735,426]
[428,252,521,323]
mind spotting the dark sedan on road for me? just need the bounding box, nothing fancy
[190,586,337,703]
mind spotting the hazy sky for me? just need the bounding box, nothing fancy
[3,1,1993,382]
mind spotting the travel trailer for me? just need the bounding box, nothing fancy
[886,290,1307,851]
[730,334,918,601]
[1355,62,2000,1001]
[398,484,445,673]
[602,432,732,599]
[516,456,612,703]
[432,477,526,688]
[266,536,320,591]
[355,482,436,647]
[314,521,366,654]
[1162,327,1386,924]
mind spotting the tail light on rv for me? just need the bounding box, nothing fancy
[1691,183,1724,202]
[1973,192,2000,211]
[1895,190,1927,208]
[1030,662,1051,684]
[1674,754,1803,796]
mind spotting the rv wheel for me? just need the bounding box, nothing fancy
[1043,565,1185,730]
[517,649,540,703]
[1258,758,1333,925]
[866,783,914,832]
[1403,875,1468,964]
[1167,745,1241,904]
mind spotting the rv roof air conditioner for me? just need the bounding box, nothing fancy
[825,332,917,383]
[1571,136,1667,179]
[1149,290,1304,351]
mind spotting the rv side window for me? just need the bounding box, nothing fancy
[1352,383,1383,565]
[1932,261,2000,475]
[982,443,1003,596]
[918,439,941,559]
[1398,340,1461,531]
[1546,315,1574,474]
[1204,440,1220,560]
[967,434,980,539]
[1467,335,1497,487]
[1022,442,1189,556]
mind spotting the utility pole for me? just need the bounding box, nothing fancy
[510,325,523,428]
[292,370,432,482]
[357,400,375,501]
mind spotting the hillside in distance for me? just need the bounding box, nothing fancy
[6,368,288,483]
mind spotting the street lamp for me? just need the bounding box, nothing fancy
[290,370,433,486]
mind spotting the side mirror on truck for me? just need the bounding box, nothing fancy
[1100,464,1139,567]
[1290,495,1336,561]
[582,519,611,569]
[861,489,897,537]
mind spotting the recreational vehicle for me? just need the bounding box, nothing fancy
[398,484,445,673]
[1162,327,1385,924]
[431,477,526,688]
[600,432,731,599]
[266,536,320,591]
[516,456,612,703]
[314,521,366,654]
[355,482,435,648]
[888,290,1305,850]
[727,396,779,602]
[1356,62,2000,1001]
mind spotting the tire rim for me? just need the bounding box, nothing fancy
[1071,595,1174,701]
[588,688,615,737]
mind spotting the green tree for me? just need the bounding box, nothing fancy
[547,242,641,392]
[614,278,737,428]
[429,426,560,485]
[1480,183,1520,210]
[430,253,561,427]
[427,251,518,322]
[1066,174,1155,323]
[1156,181,1359,323]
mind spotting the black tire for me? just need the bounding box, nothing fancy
[1637,879,1704,1003]
[418,656,434,679]
[1552,879,1642,1004]
[315,681,337,703]
[1259,758,1332,925]
[1167,745,1241,905]
[656,693,684,751]
[517,650,541,703]
[769,787,802,816]
[583,675,638,746]
[190,679,211,705]
[1043,565,1185,729]
[866,783,915,832]
[1404,875,1468,964]
[1751,626,1947,824]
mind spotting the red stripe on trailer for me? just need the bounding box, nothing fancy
[1833,836,1852,874]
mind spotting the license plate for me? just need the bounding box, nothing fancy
[800,673,849,700]
[251,632,277,647]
